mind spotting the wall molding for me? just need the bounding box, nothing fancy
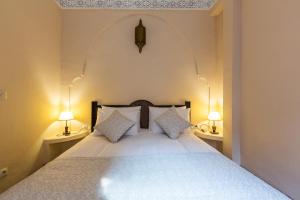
[56,0,217,9]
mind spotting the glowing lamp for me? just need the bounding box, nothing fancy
[59,111,74,136]
[208,112,221,134]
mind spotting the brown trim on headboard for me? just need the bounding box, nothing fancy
[91,100,191,132]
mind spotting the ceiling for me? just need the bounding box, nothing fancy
[56,0,217,9]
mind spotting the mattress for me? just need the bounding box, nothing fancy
[0,129,290,200]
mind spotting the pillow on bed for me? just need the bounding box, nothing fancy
[95,106,141,135]
[149,106,190,134]
[95,110,135,143]
[155,108,191,139]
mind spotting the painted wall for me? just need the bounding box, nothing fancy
[214,12,223,114]
[0,0,61,192]
[61,10,220,125]
[240,0,300,198]
[211,0,240,162]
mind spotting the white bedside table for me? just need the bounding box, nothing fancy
[44,129,89,144]
[194,128,223,152]
[43,129,90,162]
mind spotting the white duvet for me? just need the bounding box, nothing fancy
[0,129,290,200]
[59,129,217,159]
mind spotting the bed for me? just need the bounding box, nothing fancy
[0,100,290,200]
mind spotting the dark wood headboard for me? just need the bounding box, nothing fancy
[91,100,191,132]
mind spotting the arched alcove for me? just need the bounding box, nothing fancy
[61,11,217,125]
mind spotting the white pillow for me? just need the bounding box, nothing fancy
[149,106,190,134]
[95,106,141,136]
[94,110,135,143]
[155,108,191,139]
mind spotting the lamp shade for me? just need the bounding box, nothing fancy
[59,111,74,121]
[208,112,221,121]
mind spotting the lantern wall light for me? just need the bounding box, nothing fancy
[135,19,146,53]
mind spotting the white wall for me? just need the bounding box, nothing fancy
[240,0,300,198]
[211,0,240,161]
[0,0,61,192]
[61,10,221,125]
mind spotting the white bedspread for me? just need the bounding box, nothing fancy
[0,129,290,200]
[59,129,217,159]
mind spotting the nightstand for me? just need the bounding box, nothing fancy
[194,128,223,152]
[44,129,89,144]
[44,129,89,161]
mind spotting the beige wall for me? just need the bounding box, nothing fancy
[223,0,241,163]
[61,10,220,125]
[0,0,61,192]
[211,0,240,162]
[240,0,300,198]
[215,12,223,114]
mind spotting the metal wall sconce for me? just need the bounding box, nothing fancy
[135,19,146,53]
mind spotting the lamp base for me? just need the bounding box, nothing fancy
[210,125,219,135]
[210,131,219,135]
[63,131,71,136]
[63,125,71,136]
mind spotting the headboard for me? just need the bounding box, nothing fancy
[91,100,191,132]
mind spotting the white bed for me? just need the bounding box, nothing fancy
[59,129,217,159]
[0,129,290,200]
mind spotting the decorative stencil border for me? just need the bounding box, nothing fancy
[56,0,217,9]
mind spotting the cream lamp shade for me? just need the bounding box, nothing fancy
[208,111,221,121]
[58,111,74,136]
[59,111,74,121]
[208,111,221,134]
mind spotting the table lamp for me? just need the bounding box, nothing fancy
[208,111,221,134]
[59,111,74,136]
